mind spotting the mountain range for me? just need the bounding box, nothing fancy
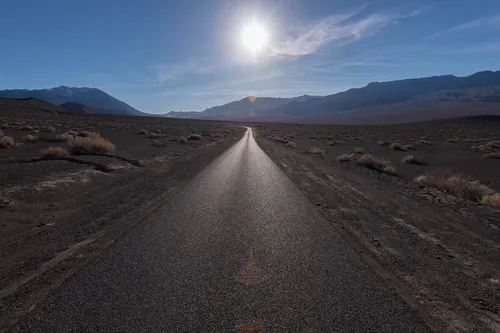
[0,86,144,116]
[165,70,500,123]
[1,70,500,123]
[165,95,321,120]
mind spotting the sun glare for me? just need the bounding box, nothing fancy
[241,21,268,53]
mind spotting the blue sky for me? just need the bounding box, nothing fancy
[1,0,499,113]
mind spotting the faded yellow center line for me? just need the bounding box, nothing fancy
[235,250,267,331]
[235,249,267,286]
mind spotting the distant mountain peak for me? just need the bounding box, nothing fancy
[0,86,144,116]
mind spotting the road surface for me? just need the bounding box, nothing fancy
[18,128,430,332]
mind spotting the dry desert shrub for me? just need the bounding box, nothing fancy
[390,143,408,151]
[286,141,296,148]
[55,132,75,142]
[69,134,115,155]
[486,140,500,149]
[188,133,202,141]
[137,129,149,135]
[337,153,355,162]
[0,123,9,129]
[22,134,38,143]
[268,136,288,144]
[151,140,166,147]
[391,142,416,151]
[377,140,388,146]
[483,152,500,159]
[20,125,34,131]
[40,146,70,158]
[447,138,458,143]
[401,155,426,165]
[0,129,4,137]
[43,126,56,133]
[418,140,433,145]
[353,147,364,154]
[0,136,15,148]
[358,154,396,175]
[481,194,500,208]
[305,146,325,155]
[414,169,495,202]
[78,130,92,137]
[178,136,187,144]
[211,132,225,139]
[148,133,162,139]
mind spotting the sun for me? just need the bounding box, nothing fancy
[241,21,268,52]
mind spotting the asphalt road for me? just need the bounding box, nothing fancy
[17,128,430,332]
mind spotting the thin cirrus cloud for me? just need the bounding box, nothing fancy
[153,59,213,83]
[426,14,500,39]
[268,9,423,58]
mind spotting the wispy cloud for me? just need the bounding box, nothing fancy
[153,59,213,83]
[269,8,422,58]
[426,14,500,39]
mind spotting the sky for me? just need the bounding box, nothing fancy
[1,0,500,113]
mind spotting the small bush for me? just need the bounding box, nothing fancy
[401,155,426,165]
[486,140,500,149]
[305,147,325,155]
[22,134,38,143]
[148,133,162,139]
[40,146,69,158]
[353,147,364,154]
[481,194,500,208]
[211,132,225,139]
[43,126,56,133]
[405,144,417,150]
[20,125,34,131]
[286,141,296,148]
[377,140,388,146]
[390,143,408,151]
[447,138,458,143]
[188,133,202,141]
[337,153,355,162]
[178,136,187,144]
[0,129,4,137]
[78,130,92,137]
[268,136,287,144]
[358,154,396,175]
[414,170,495,202]
[0,123,9,129]
[0,136,15,148]
[483,152,500,159]
[471,144,488,152]
[67,130,78,136]
[55,132,75,142]
[418,140,433,145]
[69,134,116,155]
[391,143,416,151]
[137,129,148,135]
[151,140,166,147]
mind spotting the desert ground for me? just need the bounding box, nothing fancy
[2,98,500,332]
[0,99,245,329]
[253,116,500,332]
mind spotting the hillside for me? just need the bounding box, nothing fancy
[0,86,144,116]
[166,70,500,124]
[59,102,97,114]
[0,98,72,115]
[269,70,500,118]
[165,95,321,120]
